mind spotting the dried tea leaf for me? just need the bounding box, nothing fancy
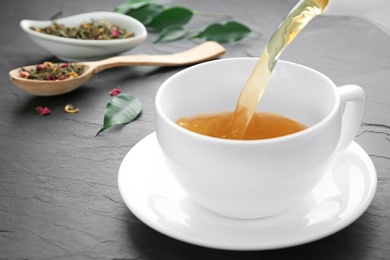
[96,94,142,136]
[50,11,65,21]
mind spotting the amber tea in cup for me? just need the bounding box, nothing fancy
[176,112,307,140]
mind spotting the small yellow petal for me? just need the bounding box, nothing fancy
[64,104,79,114]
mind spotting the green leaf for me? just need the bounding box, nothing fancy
[154,25,188,43]
[96,94,142,136]
[191,21,252,43]
[114,0,153,14]
[125,4,164,25]
[146,7,193,31]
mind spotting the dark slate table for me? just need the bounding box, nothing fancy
[1,0,389,259]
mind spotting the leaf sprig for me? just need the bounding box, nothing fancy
[115,0,258,43]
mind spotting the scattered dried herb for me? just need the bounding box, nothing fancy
[108,87,121,96]
[64,104,79,113]
[96,94,142,136]
[19,62,85,81]
[31,20,135,40]
[36,106,51,116]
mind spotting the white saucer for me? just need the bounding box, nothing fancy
[118,132,377,250]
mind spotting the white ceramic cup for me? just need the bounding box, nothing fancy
[155,58,365,219]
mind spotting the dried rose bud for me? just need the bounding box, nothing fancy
[20,71,30,78]
[110,30,119,38]
[44,74,56,81]
[59,63,69,68]
[108,87,121,96]
[58,75,67,80]
[36,64,45,71]
[35,106,51,116]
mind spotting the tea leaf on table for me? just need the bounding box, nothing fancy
[96,94,142,136]
[154,25,187,43]
[114,1,257,44]
[146,7,193,31]
[191,21,252,43]
[114,0,153,13]
[122,3,164,25]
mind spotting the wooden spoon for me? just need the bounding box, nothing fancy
[9,41,225,96]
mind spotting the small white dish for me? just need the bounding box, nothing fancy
[20,12,147,61]
[118,132,377,250]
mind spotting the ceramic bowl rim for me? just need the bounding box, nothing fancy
[20,11,147,47]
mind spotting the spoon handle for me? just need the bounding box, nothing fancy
[87,41,225,73]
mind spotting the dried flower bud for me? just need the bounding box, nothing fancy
[59,63,69,68]
[19,71,29,78]
[110,30,119,38]
[44,74,56,81]
[108,87,121,96]
[35,106,51,116]
[36,64,45,71]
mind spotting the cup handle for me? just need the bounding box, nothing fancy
[337,84,365,152]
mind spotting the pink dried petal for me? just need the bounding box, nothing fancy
[110,30,119,38]
[44,74,56,81]
[36,64,45,71]
[35,106,51,116]
[108,87,121,96]
[59,63,69,68]
[58,75,67,80]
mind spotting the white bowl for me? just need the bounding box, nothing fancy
[20,12,147,61]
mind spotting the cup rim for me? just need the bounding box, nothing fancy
[155,58,340,144]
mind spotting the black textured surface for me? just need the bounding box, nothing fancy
[1,0,389,259]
